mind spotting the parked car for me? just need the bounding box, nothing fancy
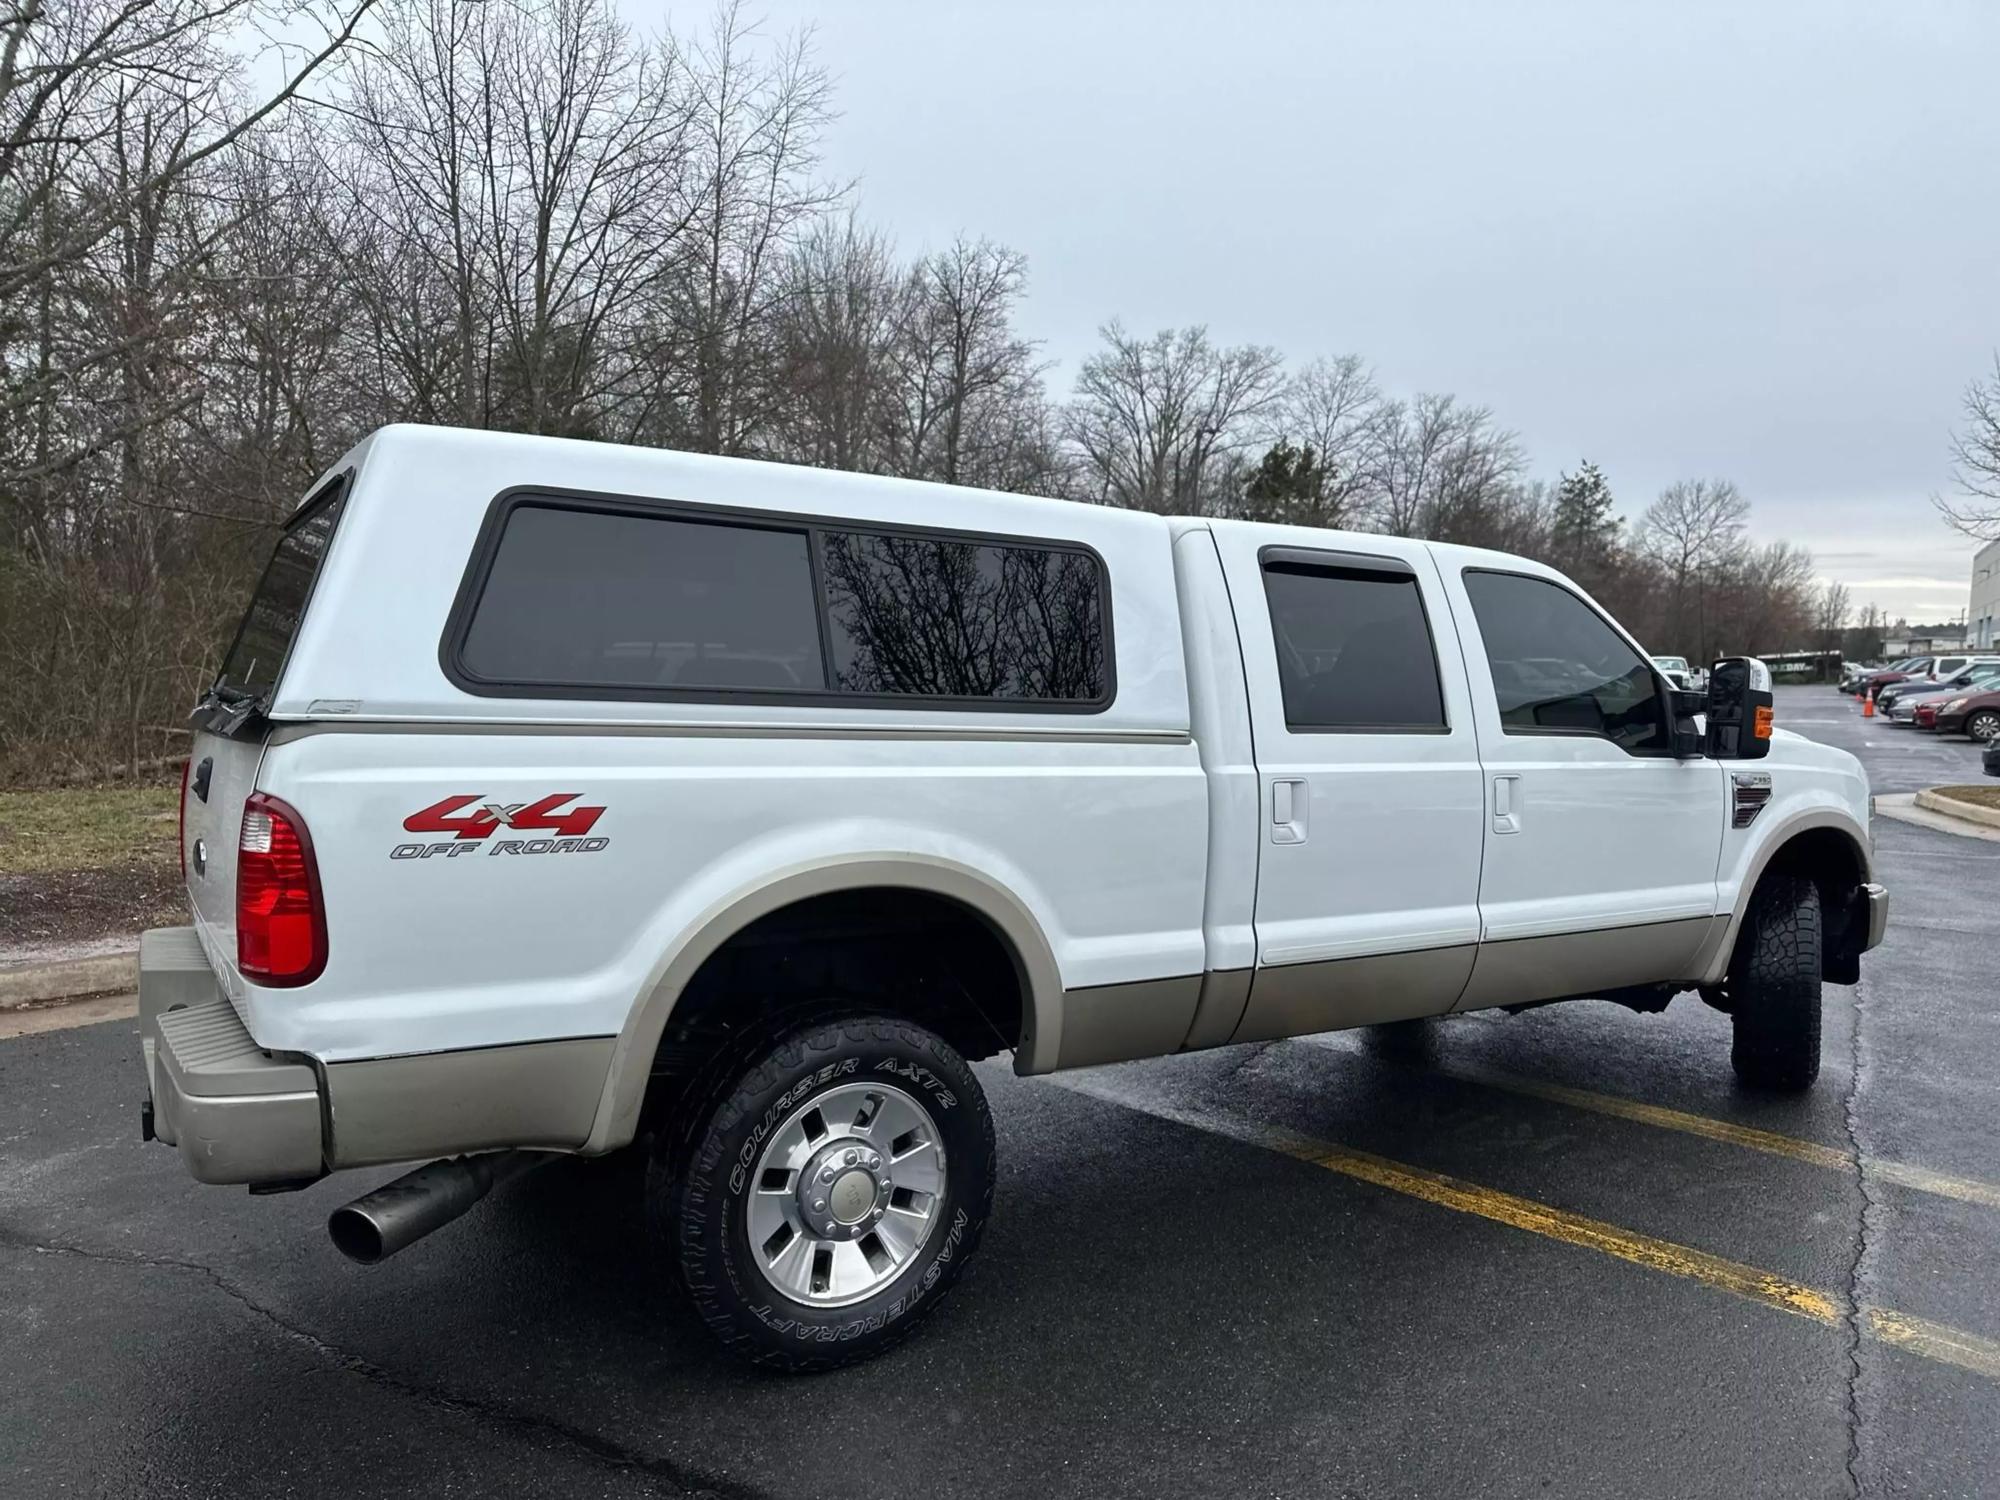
[137,424,1888,1372]
[1840,656,1920,692]
[1984,737,2000,776]
[1880,662,2000,718]
[1932,687,2000,743]
[1849,658,1929,696]
[1650,654,1707,692]
[1839,660,1892,693]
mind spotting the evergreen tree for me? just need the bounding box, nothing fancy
[1240,440,1331,525]
[1548,460,1619,582]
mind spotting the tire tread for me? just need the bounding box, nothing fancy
[1729,873,1823,1091]
[647,1010,994,1373]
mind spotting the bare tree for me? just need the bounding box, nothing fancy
[0,0,377,485]
[329,0,694,440]
[885,237,1043,488]
[1934,354,2000,540]
[1064,322,1285,513]
[1640,478,1750,661]
[1357,392,1523,541]
[650,1,841,455]
[770,214,901,471]
[1812,579,1851,650]
[1269,354,1379,527]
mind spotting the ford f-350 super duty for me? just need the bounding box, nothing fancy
[140,425,1886,1370]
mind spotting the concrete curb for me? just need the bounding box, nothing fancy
[1874,793,2000,843]
[0,951,138,1009]
[1915,787,2000,831]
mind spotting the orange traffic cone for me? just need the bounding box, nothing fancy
[1863,688,1875,718]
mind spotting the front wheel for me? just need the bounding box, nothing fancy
[1967,708,2000,743]
[1728,874,1823,1091]
[650,1013,995,1372]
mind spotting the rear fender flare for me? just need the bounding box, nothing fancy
[580,855,1064,1153]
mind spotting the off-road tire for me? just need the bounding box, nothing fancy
[648,1012,995,1373]
[1967,708,2000,743]
[1727,873,1823,1091]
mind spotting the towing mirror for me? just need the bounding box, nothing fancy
[1705,656,1773,760]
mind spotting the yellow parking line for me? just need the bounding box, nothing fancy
[1057,1078,2000,1383]
[1424,1060,2000,1213]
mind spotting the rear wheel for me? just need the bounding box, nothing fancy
[649,1012,995,1372]
[1967,708,2000,742]
[1727,874,1823,1091]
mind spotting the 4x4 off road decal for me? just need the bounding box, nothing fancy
[391,793,609,860]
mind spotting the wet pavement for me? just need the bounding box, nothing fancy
[3,686,1996,1498]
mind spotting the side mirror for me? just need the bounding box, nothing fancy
[1705,657,1773,759]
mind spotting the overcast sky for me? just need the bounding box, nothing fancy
[630,0,1997,623]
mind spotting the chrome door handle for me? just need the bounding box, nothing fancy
[1271,778,1308,844]
[1492,774,1521,835]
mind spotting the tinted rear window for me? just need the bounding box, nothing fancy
[451,499,1112,708]
[458,505,826,693]
[217,479,347,698]
[822,531,1107,701]
[1260,561,1445,730]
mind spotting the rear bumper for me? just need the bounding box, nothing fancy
[138,926,611,1182]
[139,927,324,1185]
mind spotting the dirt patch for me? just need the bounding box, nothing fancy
[1936,784,2000,811]
[0,784,182,963]
[0,861,184,962]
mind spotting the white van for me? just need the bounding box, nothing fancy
[140,425,1886,1369]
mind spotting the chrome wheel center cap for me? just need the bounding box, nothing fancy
[796,1138,890,1239]
[827,1169,877,1224]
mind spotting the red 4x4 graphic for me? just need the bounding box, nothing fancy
[403,793,605,841]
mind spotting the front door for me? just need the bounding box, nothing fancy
[1211,527,1487,1041]
[1439,563,1725,1009]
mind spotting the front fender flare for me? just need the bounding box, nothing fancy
[1695,809,1875,986]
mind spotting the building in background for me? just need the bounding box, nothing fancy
[1972,539,2000,650]
[1884,627,1969,657]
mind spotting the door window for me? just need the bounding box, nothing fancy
[1260,555,1446,731]
[1461,570,1668,754]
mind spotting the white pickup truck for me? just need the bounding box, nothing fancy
[141,425,1886,1370]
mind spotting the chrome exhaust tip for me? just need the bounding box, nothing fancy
[328,1151,542,1265]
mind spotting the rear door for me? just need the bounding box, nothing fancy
[1210,526,1485,1041]
[1439,561,1725,1009]
[182,474,351,969]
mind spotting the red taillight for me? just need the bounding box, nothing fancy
[237,792,327,986]
[178,757,191,879]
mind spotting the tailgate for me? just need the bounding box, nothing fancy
[181,727,267,971]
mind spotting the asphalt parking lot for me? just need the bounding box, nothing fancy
[4,686,1997,1499]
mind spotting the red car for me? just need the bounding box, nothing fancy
[1932,686,2000,743]
[1915,702,1939,729]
